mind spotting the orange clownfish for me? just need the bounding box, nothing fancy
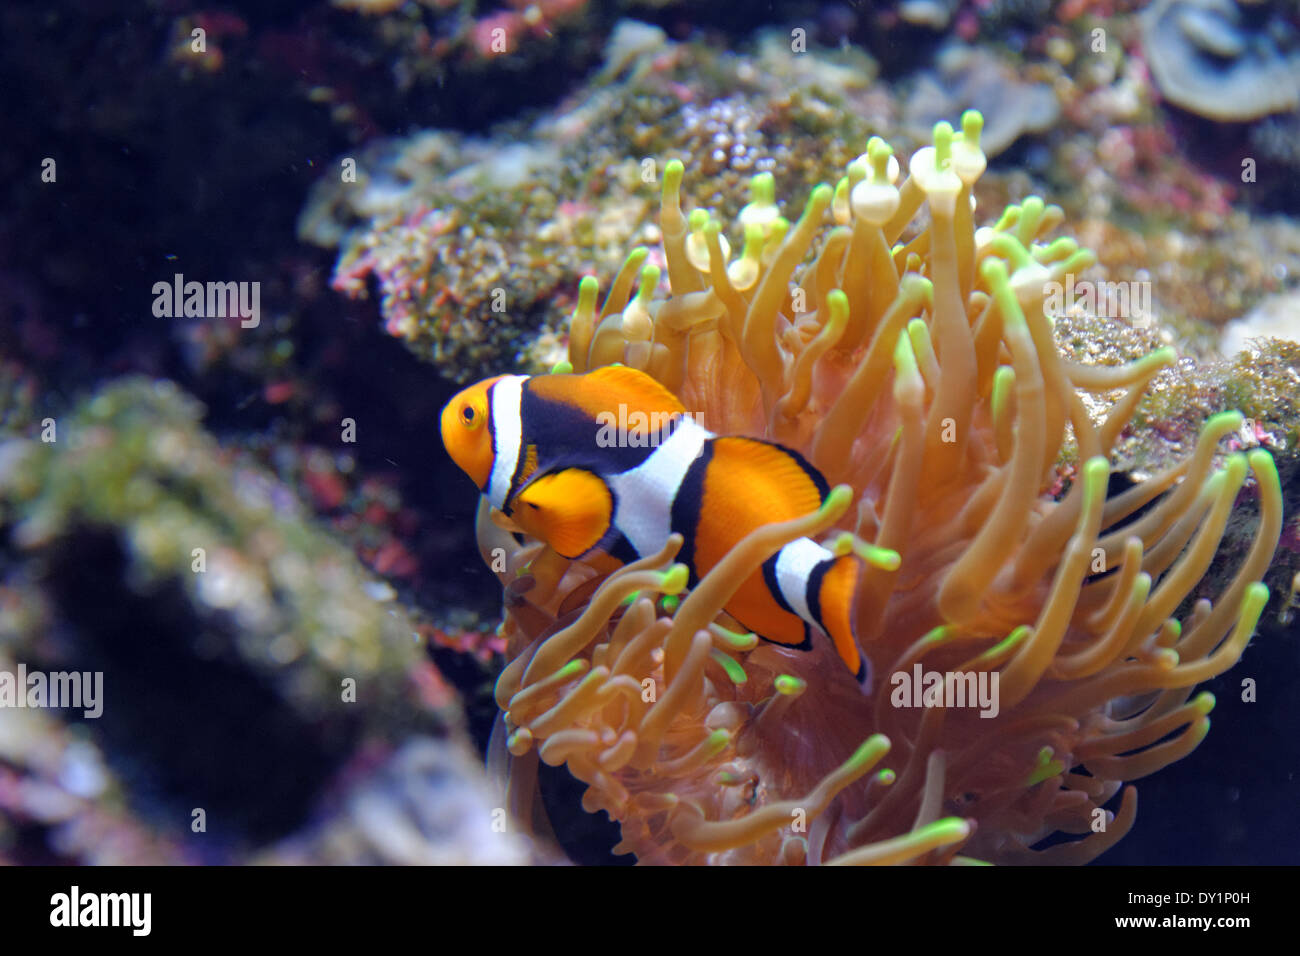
[440,365,868,685]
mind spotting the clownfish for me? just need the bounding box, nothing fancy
[440,365,869,685]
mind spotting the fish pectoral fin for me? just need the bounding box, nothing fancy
[488,507,523,534]
[509,467,613,559]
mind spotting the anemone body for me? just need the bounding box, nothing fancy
[482,113,1283,865]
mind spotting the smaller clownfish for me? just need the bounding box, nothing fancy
[440,365,869,685]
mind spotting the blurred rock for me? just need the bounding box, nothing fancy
[1221,288,1300,355]
[1142,0,1300,122]
[904,44,1060,156]
[0,378,513,863]
[265,737,532,865]
[899,0,960,30]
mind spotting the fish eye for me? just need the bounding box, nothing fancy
[460,405,480,428]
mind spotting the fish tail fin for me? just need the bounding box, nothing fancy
[811,554,869,687]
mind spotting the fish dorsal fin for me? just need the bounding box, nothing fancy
[509,467,613,559]
[529,366,686,428]
[585,366,686,414]
[706,437,828,519]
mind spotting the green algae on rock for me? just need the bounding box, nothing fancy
[302,22,887,383]
[2,379,422,705]
[1049,318,1300,618]
[0,378,523,862]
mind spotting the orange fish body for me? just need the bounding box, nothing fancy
[441,366,868,684]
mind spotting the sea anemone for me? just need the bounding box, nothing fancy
[481,111,1283,864]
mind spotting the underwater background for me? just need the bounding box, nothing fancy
[0,0,1297,865]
